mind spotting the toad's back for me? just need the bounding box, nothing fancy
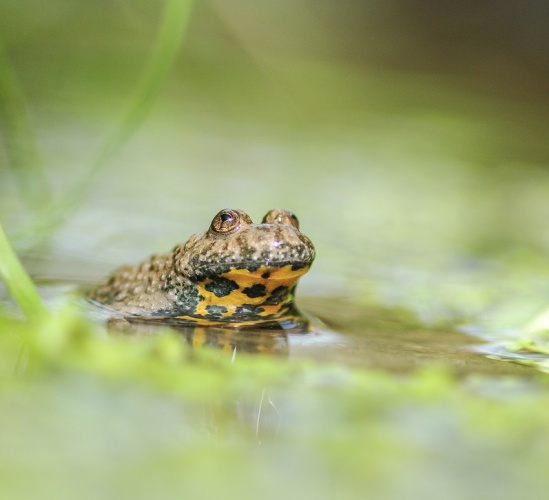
[89,208,315,328]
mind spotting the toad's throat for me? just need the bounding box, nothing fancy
[188,264,309,321]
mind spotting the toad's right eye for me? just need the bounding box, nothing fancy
[210,209,241,234]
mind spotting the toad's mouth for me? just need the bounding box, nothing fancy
[194,260,313,279]
[226,262,310,279]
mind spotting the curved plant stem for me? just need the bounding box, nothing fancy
[13,0,194,250]
[0,221,46,319]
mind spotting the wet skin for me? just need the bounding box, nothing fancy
[89,209,315,328]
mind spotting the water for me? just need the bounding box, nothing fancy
[3,4,549,498]
[1,272,534,377]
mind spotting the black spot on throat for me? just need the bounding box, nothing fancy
[263,285,289,305]
[235,304,266,317]
[205,276,239,297]
[242,283,267,298]
[206,305,228,316]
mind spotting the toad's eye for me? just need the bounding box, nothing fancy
[262,209,299,229]
[289,213,299,229]
[210,209,241,234]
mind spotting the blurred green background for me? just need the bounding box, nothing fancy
[2,0,549,329]
[2,2,549,499]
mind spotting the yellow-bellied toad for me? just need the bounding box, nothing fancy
[89,208,315,328]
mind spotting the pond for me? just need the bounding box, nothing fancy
[2,1,549,499]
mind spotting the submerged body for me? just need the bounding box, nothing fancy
[89,208,315,328]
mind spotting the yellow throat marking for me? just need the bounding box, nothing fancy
[193,264,309,320]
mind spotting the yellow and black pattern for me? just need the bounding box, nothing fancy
[189,264,307,321]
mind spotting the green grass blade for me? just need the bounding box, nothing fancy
[0,221,46,319]
[13,0,194,250]
[0,39,51,207]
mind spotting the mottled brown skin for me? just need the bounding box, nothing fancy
[89,208,315,328]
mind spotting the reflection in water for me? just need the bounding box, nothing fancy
[186,327,290,357]
[106,315,303,357]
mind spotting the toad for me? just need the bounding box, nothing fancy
[89,208,315,329]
